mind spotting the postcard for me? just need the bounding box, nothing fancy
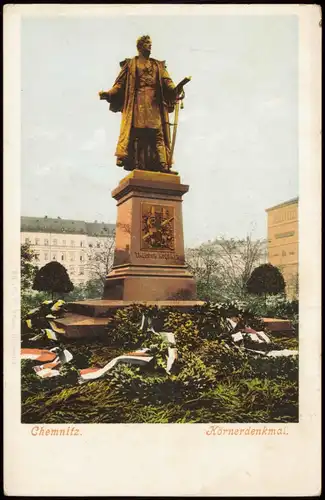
[3,4,321,496]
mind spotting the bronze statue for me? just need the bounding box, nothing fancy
[99,35,191,174]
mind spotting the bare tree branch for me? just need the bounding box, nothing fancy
[85,232,115,284]
[186,234,267,300]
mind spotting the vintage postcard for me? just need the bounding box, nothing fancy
[3,4,321,496]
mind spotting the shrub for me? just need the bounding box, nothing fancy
[176,352,216,397]
[248,355,298,382]
[106,305,149,349]
[21,243,38,292]
[33,261,74,300]
[163,312,201,354]
[246,264,285,297]
[197,339,253,379]
[21,291,49,321]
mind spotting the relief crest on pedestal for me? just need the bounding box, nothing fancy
[141,203,175,251]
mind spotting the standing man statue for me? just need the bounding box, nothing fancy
[99,35,190,173]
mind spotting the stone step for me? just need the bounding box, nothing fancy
[53,306,295,340]
[261,317,295,334]
[52,313,111,339]
[67,299,205,318]
[55,300,204,338]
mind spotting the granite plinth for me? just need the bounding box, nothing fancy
[103,170,197,301]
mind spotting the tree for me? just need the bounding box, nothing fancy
[86,233,115,286]
[21,243,44,319]
[21,243,38,293]
[186,245,223,301]
[186,234,267,301]
[246,263,285,299]
[63,278,104,302]
[83,278,104,298]
[33,261,74,300]
[214,235,267,297]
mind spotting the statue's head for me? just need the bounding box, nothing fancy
[136,35,152,56]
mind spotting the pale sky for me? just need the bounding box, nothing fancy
[21,14,298,247]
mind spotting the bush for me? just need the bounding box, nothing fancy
[21,291,49,321]
[33,261,74,300]
[197,339,253,379]
[246,264,285,296]
[176,352,216,397]
[106,304,149,349]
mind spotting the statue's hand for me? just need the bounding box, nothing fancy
[99,90,111,102]
[175,76,191,98]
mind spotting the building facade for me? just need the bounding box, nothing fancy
[21,216,115,286]
[266,198,298,298]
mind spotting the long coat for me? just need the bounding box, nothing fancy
[108,57,176,160]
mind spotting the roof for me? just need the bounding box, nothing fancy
[21,216,115,236]
[265,197,299,212]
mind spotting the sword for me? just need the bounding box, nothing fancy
[168,76,191,168]
[143,216,175,240]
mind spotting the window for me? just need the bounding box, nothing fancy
[35,238,40,245]
[44,239,49,246]
[79,267,84,275]
[62,240,66,246]
[44,253,48,261]
[80,255,83,261]
[282,250,286,257]
[61,254,65,261]
[70,267,75,275]
[52,254,57,260]
[89,243,93,248]
[53,239,58,246]
[80,241,84,247]
[69,252,75,262]
[35,253,40,261]
[71,241,75,247]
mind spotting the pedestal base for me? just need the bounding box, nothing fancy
[54,299,205,338]
[103,264,196,301]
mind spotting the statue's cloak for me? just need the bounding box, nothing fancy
[108,57,176,160]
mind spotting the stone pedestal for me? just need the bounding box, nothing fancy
[103,170,197,301]
[55,170,200,338]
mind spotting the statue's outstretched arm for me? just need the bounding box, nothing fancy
[99,61,128,101]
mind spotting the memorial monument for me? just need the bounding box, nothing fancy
[58,35,200,337]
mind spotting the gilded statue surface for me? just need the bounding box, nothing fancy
[99,35,190,174]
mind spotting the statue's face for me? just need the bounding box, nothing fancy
[139,37,152,55]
